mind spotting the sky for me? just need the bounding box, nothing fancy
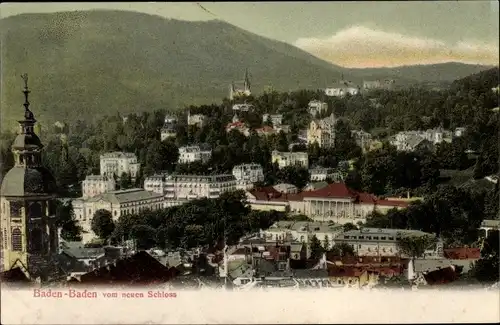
[1,1,499,68]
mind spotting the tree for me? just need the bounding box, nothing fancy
[55,202,82,241]
[343,223,358,232]
[130,224,157,250]
[329,242,355,257]
[91,209,115,240]
[309,235,324,259]
[120,172,132,189]
[322,235,330,251]
[470,231,499,283]
[396,234,436,259]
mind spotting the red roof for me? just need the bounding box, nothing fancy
[443,247,481,260]
[376,199,410,208]
[302,183,357,199]
[226,121,246,129]
[256,126,275,134]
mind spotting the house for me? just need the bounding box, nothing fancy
[262,114,283,126]
[100,152,141,180]
[178,144,212,164]
[255,125,276,137]
[58,241,107,272]
[164,174,237,201]
[351,130,373,152]
[72,251,180,286]
[187,113,207,128]
[82,175,116,199]
[307,113,336,148]
[143,173,170,194]
[325,81,360,97]
[232,163,264,186]
[362,79,395,91]
[160,115,177,141]
[327,266,370,287]
[271,150,309,169]
[309,167,341,182]
[226,116,251,136]
[307,100,328,117]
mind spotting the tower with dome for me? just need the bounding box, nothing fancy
[0,74,60,280]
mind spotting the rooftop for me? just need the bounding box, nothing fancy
[87,188,163,204]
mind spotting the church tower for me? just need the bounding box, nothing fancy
[0,74,59,280]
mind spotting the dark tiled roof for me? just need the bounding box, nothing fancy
[77,251,179,285]
[0,267,31,283]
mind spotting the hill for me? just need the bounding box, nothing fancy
[0,10,493,130]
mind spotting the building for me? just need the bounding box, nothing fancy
[351,130,373,152]
[100,152,141,180]
[325,81,360,97]
[262,114,283,126]
[72,188,165,235]
[178,145,212,164]
[271,151,309,169]
[0,75,59,280]
[246,183,410,224]
[143,173,170,194]
[334,228,433,257]
[164,174,237,201]
[261,221,344,249]
[226,115,250,137]
[187,113,207,128]
[307,100,328,117]
[255,126,277,137]
[232,103,254,112]
[454,127,466,137]
[307,113,336,148]
[390,132,435,152]
[160,115,177,141]
[229,69,251,100]
[232,164,264,184]
[362,80,395,91]
[309,167,340,182]
[82,175,116,199]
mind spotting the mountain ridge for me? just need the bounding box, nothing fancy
[0,10,493,129]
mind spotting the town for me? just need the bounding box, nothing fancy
[1,67,499,291]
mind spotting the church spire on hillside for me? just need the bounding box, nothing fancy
[244,68,251,91]
[21,73,35,122]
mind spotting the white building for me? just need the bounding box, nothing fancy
[334,228,433,257]
[307,100,328,117]
[178,145,212,164]
[261,221,344,248]
[309,167,338,182]
[262,114,283,126]
[454,127,466,137]
[72,188,165,237]
[164,174,237,201]
[271,150,309,169]
[160,116,177,141]
[351,130,372,152]
[82,175,116,199]
[100,152,141,180]
[307,113,336,148]
[325,81,359,97]
[187,114,207,128]
[232,163,264,184]
[273,183,298,194]
[232,104,254,112]
[143,173,170,194]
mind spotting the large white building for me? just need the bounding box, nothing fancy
[262,114,283,126]
[271,150,309,169]
[143,173,170,194]
[82,175,116,199]
[325,81,360,97]
[178,145,212,164]
[187,114,207,128]
[164,174,237,201]
[72,188,165,238]
[232,163,264,184]
[309,167,339,182]
[334,228,433,257]
[100,152,141,180]
[307,113,336,148]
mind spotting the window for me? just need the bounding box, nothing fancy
[381,236,386,240]
[30,228,43,252]
[10,201,23,217]
[359,236,364,239]
[11,228,22,251]
[366,236,372,240]
[28,202,43,218]
[388,237,394,240]
[373,236,379,240]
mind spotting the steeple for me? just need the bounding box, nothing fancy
[12,73,44,168]
[244,68,251,92]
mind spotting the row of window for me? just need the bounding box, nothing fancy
[345,235,396,241]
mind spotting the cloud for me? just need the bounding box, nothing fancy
[294,26,499,68]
